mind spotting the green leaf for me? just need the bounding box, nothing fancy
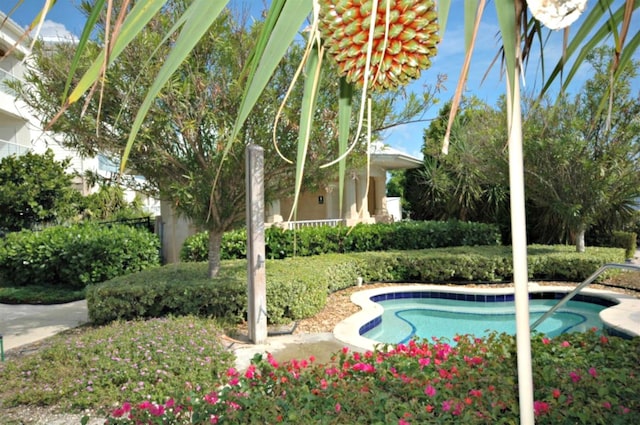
[62,0,105,103]
[438,0,451,38]
[494,0,517,99]
[229,0,312,146]
[338,77,353,217]
[289,46,323,221]
[120,0,229,172]
[464,1,480,50]
[541,0,640,96]
[67,0,168,105]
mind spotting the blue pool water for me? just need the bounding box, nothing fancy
[361,293,612,344]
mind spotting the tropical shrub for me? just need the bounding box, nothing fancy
[0,223,160,288]
[105,330,640,424]
[0,149,82,231]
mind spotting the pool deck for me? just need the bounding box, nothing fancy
[334,283,640,352]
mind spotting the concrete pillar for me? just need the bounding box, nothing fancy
[266,200,283,224]
[374,175,388,216]
[246,145,267,344]
[324,185,341,220]
[357,174,370,220]
[344,175,358,222]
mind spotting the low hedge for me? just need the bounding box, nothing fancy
[0,223,160,289]
[181,220,502,262]
[87,245,625,325]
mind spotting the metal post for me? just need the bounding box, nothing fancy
[246,145,268,344]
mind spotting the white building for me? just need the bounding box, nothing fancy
[0,11,159,215]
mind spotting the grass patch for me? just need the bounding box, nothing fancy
[0,316,234,414]
[0,284,85,304]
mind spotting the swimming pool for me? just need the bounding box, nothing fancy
[361,296,610,344]
[334,284,640,351]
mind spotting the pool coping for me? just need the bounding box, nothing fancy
[333,283,640,352]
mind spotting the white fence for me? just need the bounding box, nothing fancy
[284,219,345,230]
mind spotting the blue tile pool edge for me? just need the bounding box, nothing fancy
[333,284,640,353]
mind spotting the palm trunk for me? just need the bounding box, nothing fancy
[207,230,222,278]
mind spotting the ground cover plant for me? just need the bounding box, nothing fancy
[102,330,639,424]
[0,316,234,413]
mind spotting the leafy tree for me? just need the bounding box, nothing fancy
[0,150,81,231]
[522,47,640,251]
[405,98,509,229]
[81,184,148,221]
[13,1,435,277]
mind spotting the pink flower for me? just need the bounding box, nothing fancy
[552,389,561,399]
[542,337,551,345]
[352,362,375,373]
[569,371,581,383]
[165,398,175,409]
[210,415,219,424]
[442,400,452,412]
[600,335,609,344]
[534,401,550,416]
[469,389,483,398]
[204,392,219,405]
[335,402,342,413]
[267,353,279,368]
[561,341,571,347]
[602,401,612,409]
[398,419,410,425]
[245,365,256,379]
[138,400,152,410]
[588,367,598,378]
[149,404,165,417]
[418,357,431,368]
[424,385,437,397]
[226,367,237,377]
[320,379,328,390]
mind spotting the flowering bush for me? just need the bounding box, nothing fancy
[106,330,639,424]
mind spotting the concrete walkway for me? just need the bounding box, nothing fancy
[0,300,355,371]
[0,300,89,352]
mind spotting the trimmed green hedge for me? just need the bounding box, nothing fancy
[181,220,502,262]
[0,223,160,289]
[611,231,637,260]
[87,245,625,325]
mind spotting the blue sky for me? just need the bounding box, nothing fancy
[5,1,639,159]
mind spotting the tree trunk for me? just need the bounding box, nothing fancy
[575,227,586,253]
[208,230,223,278]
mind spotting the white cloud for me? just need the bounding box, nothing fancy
[32,20,78,43]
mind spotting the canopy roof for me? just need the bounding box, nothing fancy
[369,142,422,170]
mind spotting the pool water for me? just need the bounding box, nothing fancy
[362,297,607,344]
